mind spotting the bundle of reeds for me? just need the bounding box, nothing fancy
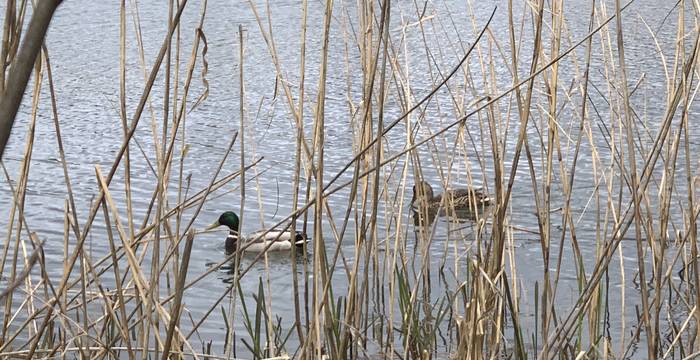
[1,0,699,359]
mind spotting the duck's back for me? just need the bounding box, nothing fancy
[441,187,491,208]
[247,230,305,242]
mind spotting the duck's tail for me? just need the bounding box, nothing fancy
[479,194,492,205]
[294,231,310,247]
[469,187,492,205]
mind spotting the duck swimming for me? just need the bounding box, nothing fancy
[411,180,491,215]
[205,211,308,254]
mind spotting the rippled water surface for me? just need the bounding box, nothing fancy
[1,0,698,358]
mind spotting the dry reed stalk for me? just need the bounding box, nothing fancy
[95,165,199,358]
[0,234,42,303]
[1,346,236,359]
[613,0,655,357]
[161,230,194,360]
[242,10,344,344]
[289,0,310,346]
[173,0,185,307]
[245,0,316,169]
[0,0,61,159]
[543,27,700,360]
[5,2,191,358]
[108,10,209,355]
[12,165,256,341]
[102,199,135,358]
[1,44,45,352]
[0,0,16,95]
[119,0,137,259]
[308,0,333,357]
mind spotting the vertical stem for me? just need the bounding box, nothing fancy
[310,0,334,357]
[613,0,654,356]
[0,0,61,159]
[290,0,309,344]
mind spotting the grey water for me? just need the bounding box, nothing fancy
[0,0,696,358]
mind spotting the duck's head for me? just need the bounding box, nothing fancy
[411,181,434,204]
[205,211,240,231]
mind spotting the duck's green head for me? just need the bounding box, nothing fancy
[205,211,240,231]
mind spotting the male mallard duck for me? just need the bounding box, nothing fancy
[205,211,308,254]
[411,180,491,214]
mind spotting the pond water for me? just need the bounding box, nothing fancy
[1,0,698,358]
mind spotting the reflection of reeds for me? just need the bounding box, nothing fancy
[1,0,700,359]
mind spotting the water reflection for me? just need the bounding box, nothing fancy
[208,250,309,285]
[411,207,492,229]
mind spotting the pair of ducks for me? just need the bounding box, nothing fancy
[207,181,490,254]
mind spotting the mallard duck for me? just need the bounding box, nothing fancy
[411,180,491,214]
[205,211,308,254]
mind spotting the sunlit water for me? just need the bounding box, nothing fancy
[0,0,698,358]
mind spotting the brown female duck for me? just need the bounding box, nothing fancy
[411,181,491,215]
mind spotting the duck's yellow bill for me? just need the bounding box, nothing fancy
[204,220,221,232]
